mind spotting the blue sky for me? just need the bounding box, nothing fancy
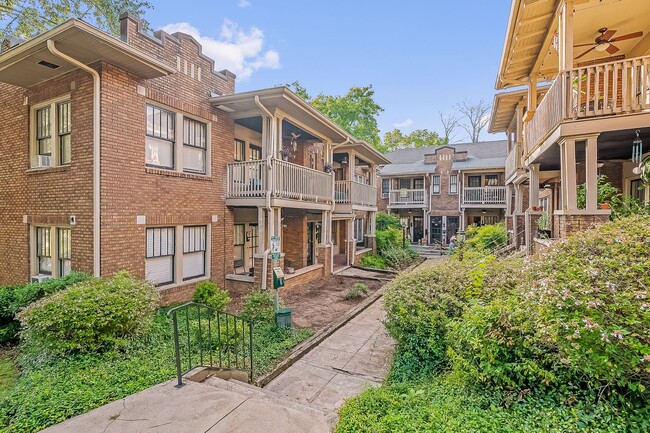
[148,1,511,142]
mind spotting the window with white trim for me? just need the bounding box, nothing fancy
[183,226,206,280]
[354,218,364,244]
[183,118,207,174]
[145,227,175,286]
[58,228,71,276]
[449,174,458,194]
[431,175,441,194]
[146,105,175,169]
[382,179,390,198]
[233,224,245,262]
[36,227,52,275]
[31,96,71,168]
[235,139,246,162]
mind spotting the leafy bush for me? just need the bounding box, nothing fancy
[359,253,387,269]
[381,244,418,269]
[449,216,650,398]
[240,289,276,323]
[193,280,231,311]
[376,227,403,251]
[18,271,159,357]
[0,272,91,344]
[463,222,507,252]
[337,374,645,433]
[376,212,401,231]
[346,283,369,300]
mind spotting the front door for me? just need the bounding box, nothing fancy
[430,216,442,243]
[446,217,459,244]
[412,216,424,243]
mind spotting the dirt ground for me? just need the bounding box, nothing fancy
[228,274,387,331]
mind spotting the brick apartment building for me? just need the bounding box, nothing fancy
[377,141,508,245]
[0,14,386,302]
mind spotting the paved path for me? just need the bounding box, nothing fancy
[42,297,394,433]
[264,299,394,412]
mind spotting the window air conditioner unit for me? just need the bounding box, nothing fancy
[31,274,51,283]
[31,155,52,168]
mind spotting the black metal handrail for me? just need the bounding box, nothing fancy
[167,302,253,387]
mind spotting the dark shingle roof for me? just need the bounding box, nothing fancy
[383,140,508,164]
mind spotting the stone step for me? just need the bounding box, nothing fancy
[204,376,337,427]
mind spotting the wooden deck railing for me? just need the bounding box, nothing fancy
[505,143,522,180]
[335,180,377,207]
[226,159,333,203]
[388,189,426,206]
[462,186,506,205]
[525,54,650,155]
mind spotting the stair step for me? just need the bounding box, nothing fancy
[204,377,336,425]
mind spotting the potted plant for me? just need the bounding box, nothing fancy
[280,145,293,161]
[323,162,333,173]
[599,202,611,210]
[536,210,551,239]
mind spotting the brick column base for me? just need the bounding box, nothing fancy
[555,213,610,238]
[253,255,284,290]
[364,235,377,254]
[317,245,332,276]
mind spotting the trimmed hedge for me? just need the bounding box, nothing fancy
[0,272,91,344]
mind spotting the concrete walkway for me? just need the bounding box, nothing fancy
[264,299,394,412]
[42,297,394,433]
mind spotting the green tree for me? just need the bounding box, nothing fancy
[382,128,447,152]
[289,81,384,150]
[0,0,152,40]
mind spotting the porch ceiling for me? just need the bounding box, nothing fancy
[0,19,175,87]
[234,117,319,141]
[534,127,650,170]
[210,87,350,143]
[497,0,650,89]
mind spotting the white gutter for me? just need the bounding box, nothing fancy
[47,40,101,277]
[255,96,275,291]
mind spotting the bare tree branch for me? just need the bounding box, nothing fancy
[456,99,491,143]
[439,111,459,143]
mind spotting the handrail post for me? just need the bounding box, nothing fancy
[249,322,254,382]
[171,311,183,388]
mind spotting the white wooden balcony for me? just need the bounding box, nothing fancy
[388,189,426,208]
[226,159,333,208]
[462,186,506,207]
[505,143,524,181]
[334,180,377,208]
[525,55,650,156]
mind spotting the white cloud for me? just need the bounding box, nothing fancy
[394,118,413,128]
[161,20,280,80]
[238,0,251,7]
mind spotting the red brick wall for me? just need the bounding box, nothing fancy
[282,209,307,269]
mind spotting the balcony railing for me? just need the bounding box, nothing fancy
[525,55,650,154]
[462,186,506,205]
[388,189,426,207]
[505,143,522,180]
[226,159,333,204]
[335,180,377,207]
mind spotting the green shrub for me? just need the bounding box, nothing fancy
[376,212,401,231]
[346,283,369,300]
[448,216,650,398]
[193,280,231,311]
[376,227,403,251]
[359,253,387,269]
[381,244,418,269]
[464,222,507,252]
[337,374,644,433]
[18,271,159,357]
[240,289,275,323]
[0,272,91,344]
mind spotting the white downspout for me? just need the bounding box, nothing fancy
[47,40,101,277]
[255,96,275,290]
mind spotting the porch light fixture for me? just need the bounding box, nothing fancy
[594,42,611,52]
[341,155,348,164]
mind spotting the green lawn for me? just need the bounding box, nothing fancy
[0,310,311,433]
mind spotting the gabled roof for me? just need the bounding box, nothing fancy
[452,157,507,171]
[0,19,175,87]
[378,161,436,176]
[383,140,508,164]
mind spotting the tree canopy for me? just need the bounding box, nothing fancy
[382,128,447,152]
[289,81,384,150]
[0,0,152,40]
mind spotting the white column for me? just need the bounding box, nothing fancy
[506,184,513,215]
[514,184,522,214]
[370,211,376,235]
[348,152,355,181]
[558,0,574,72]
[585,136,599,211]
[529,163,540,208]
[346,218,354,266]
[257,207,265,253]
[559,138,578,211]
